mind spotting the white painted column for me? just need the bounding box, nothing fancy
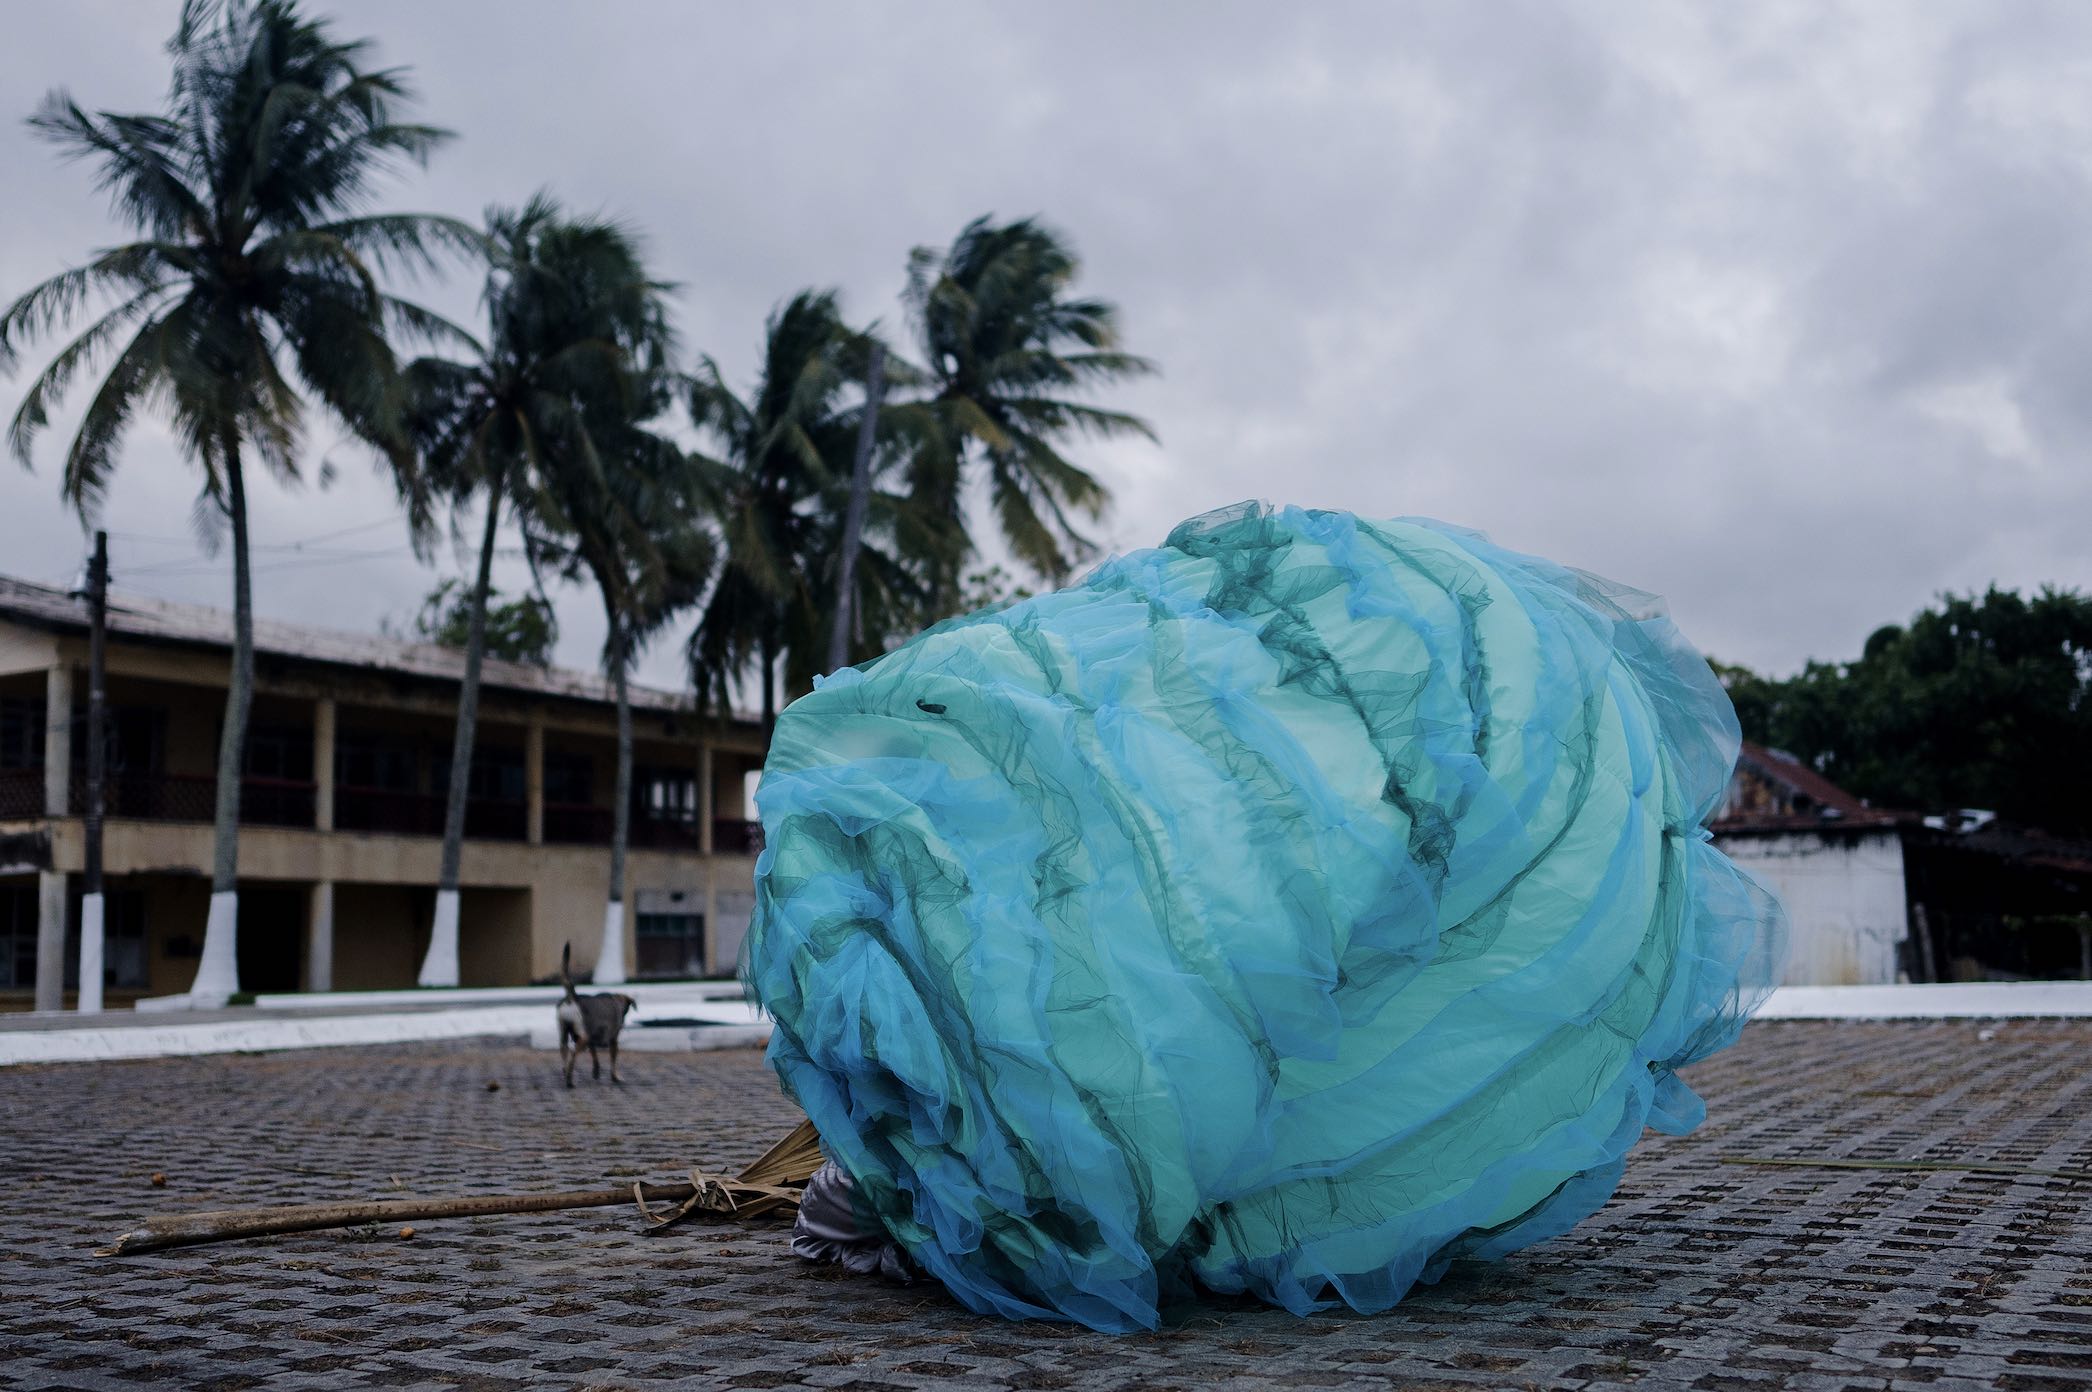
[312,697,335,832]
[76,891,103,1014]
[420,891,460,988]
[43,664,71,817]
[525,715,544,846]
[703,877,720,976]
[306,879,334,993]
[33,869,66,1012]
[593,900,627,985]
[698,744,715,855]
[190,893,240,1007]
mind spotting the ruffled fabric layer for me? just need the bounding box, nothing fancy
[748,502,1786,1332]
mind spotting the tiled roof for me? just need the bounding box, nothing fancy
[0,573,751,722]
[1714,741,1910,832]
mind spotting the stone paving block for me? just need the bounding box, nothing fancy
[2,1020,2090,1389]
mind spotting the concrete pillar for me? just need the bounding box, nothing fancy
[525,714,545,846]
[702,875,720,975]
[313,696,336,832]
[306,879,334,993]
[34,869,66,1011]
[43,664,71,817]
[698,744,715,855]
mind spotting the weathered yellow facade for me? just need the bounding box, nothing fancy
[0,580,769,1009]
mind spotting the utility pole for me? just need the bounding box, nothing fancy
[828,342,887,675]
[78,531,108,1013]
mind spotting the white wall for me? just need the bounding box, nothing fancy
[1717,829,1908,986]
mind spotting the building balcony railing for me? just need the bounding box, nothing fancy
[67,771,317,827]
[2,763,762,854]
[544,803,760,853]
[543,801,611,845]
[712,817,763,854]
[0,767,43,819]
[332,786,527,841]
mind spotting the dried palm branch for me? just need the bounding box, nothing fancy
[103,1118,825,1257]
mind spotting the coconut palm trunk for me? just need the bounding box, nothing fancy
[761,632,778,729]
[191,434,254,1006]
[420,479,505,988]
[595,621,632,985]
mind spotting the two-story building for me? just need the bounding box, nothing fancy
[0,575,769,1009]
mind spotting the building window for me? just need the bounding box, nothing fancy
[244,724,313,781]
[545,753,593,805]
[337,734,417,791]
[635,910,704,980]
[430,745,525,803]
[637,768,698,823]
[0,698,45,770]
[0,887,151,992]
[0,885,34,989]
[85,891,149,990]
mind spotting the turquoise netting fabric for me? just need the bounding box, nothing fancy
[748,503,1787,1332]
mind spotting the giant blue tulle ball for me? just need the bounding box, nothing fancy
[748,503,1786,1332]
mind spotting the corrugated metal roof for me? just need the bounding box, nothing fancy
[0,573,750,722]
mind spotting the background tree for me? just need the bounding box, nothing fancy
[904,215,1157,600]
[402,197,667,987]
[397,578,558,667]
[519,226,705,984]
[1719,586,2092,835]
[686,291,939,718]
[0,0,469,1003]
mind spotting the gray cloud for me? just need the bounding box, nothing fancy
[2,0,2087,688]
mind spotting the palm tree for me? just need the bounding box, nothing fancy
[402,195,668,988]
[0,0,471,1004]
[530,398,714,985]
[905,215,1158,596]
[686,291,938,720]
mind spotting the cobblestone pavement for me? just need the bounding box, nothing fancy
[3,1019,2088,1391]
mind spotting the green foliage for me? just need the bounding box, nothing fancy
[911,563,1037,626]
[502,212,709,676]
[1,0,473,528]
[955,563,1035,615]
[404,194,670,550]
[5,0,1159,759]
[686,291,943,714]
[405,578,557,666]
[1718,586,2092,834]
[905,215,1156,587]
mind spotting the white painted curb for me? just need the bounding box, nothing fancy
[1757,981,2092,1020]
[2,997,768,1067]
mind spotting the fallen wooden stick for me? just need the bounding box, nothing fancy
[1719,1155,2092,1182]
[103,1120,826,1257]
[101,1181,711,1256]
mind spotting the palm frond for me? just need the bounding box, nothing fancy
[26,94,207,241]
[7,283,175,466]
[59,312,178,517]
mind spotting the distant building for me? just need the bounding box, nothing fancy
[1714,742,2092,985]
[0,575,769,1008]
[1713,742,1917,986]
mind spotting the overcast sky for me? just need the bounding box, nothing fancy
[3,1,2087,689]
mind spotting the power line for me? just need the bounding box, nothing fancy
[107,515,409,555]
[118,545,418,580]
[262,517,407,550]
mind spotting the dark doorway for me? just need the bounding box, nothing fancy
[237,885,305,994]
[636,904,704,980]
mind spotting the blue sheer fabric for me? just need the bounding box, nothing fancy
[748,503,1786,1331]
